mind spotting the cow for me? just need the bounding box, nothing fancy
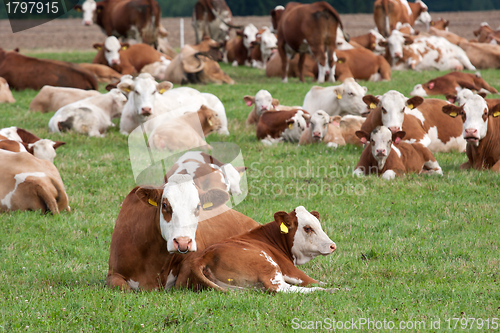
[0,48,98,91]
[49,89,127,137]
[256,109,309,142]
[77,63,122,83]
[334,48,391,82]
[74,0,161,46]
[92,37,166,75]
[243,90,280,125]
[353,126,442,180]
[446,89,500,110]
[174,207,336,293]
[299,111,364,148]
[270,5,285,33]
[428,27,468,46]
[0,150,70,213]
[106,175,259,290]
[373,0,431,37]
[0,127,65,162]
[302,78,368,117]
[442,95,500,171]
[409,72,498,97]
[140,57,172,81]
[250,27,278,69]
[429,18,449,31]
[277,1,346,83]
[473,22,500,44]
[147,105,221,152]
[164,151,246,196]
[458,40,500,69]
[266,52,319,80]
[29,86,101,113]
[386,30,475,71]
[0,77,15,103]
[192,0,240,44]
[225,24,259,66]
[349,29,388,55]
[361,90,466,153]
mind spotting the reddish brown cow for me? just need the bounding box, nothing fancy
[74,0,161,46]
[266,52,318,80]
[410,72,498,97]
[0,49,98,91]
[256,109,307,140]
[335,48,391,82]
[374,0,430,37]
[277,1,345,83]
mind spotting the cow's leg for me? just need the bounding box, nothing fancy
[327,47,336,83]
[107,273,131,291]
[262,272,328,293]
[278,41,289,83]
[491,160,500,172]
[311,46,327,83]
[280,264,321,286]
[298,53,306,82]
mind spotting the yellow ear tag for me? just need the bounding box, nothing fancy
[337,94,342,100]
[148,199,157,206]
[208,119,213,126]
[450,112,457,117]
[407,104,413,109]
[121,46,127,50]
[337,60,343,64]
[493,111,500,117]
[203,202,213,209]
[288,123,293,129]
[159,88,166,94]
[280,223,288,234]
[370,103,376,109]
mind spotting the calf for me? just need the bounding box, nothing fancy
[29,86,100,113]
[256,109,308,141]
[302,78,368,116]
[0,48,98,91]
[107,174,236,290]
[473,22,500,44]
[447,89,500,110]
[250,27,278,69]
[148,105,221,151]
[0,127,65,162]
[361,90,466,152]
[225,24,259,66]
[410,72,498,97]
[334,48,391,82]
[354,126,442,180]
[299,111,364,148]
[49,89,127,137]
[177,207,336,293]
[442,95,500,170]
[243,90,280,125]
[0,150,70,213]
[349,29,387,55]
[0,77,15,103]
[92,37,166,75]
[165,151,246,196]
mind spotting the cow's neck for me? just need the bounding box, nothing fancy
[244,222,294,263]
[475,117,500,169]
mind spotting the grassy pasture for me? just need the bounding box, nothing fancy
[0,51,500,332]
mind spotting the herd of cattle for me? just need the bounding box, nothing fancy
[2,0,500,293]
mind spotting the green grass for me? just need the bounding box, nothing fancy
[1,51,499,332]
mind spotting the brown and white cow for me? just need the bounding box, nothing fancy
[0,48,98,91]
[299,111,364,148]
[225,24,259,66]
[74,0,161,46]
[0,150,70,213]
[409,72,498,97]
[107,176,258,290]
[250,27,278,69]
[29,86,101,113]
[350,29,388,55]
[458,40,500,69]
[373,0,431,37]
[192,0,240,44]
[256,109,309,142]
[77,63,122,83]
[277,1,345,83]
[447,89,500,111]
[473,22,500,44]
[243,90,280,125]
[147,105,221,151]
[428,27,468,46]
[0,77,15,103]
[429,18,449,31]
[334,48,391,82]
[92,37,167,75]
[0,127,65,162]
[361,90,466,153]
[353,126,442,180]
[442,95,500,170]
[176,206,336,293]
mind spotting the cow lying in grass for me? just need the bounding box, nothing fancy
[0,127,65,162]
[30,86,100,113]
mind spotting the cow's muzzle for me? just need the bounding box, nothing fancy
[173,237,193,254]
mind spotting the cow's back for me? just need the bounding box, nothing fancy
[256,110,296,139]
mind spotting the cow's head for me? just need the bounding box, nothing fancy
[285,110,309,136]
[198,105,222,134]
[333,78,368,116]
[409,83,428,97]
[118,73,173,117]
[242,24,259,50]
[430,18,450,31]
[274,206,336,266]
[308,110,332,142]
[363,91,423,133]
[108,88,128,118]
[454,88,475,106]
[357,126,406,170]
[368,29,388,55]
[93,36,129,67]
[243,90,279,116]
[259,27,278,60]
[136,174,230,253]
[74,0,97,26]
[27,139,65,163]
[442,95,499,146]
[387,30,413,60]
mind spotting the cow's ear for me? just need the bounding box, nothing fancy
[272,98,280,106]
[336,57,347,64]
[52,141,66,149]
[120,43,130,51]
[74,4,82,11]
[445,94,457,103]
[378,40,388,47]
[302,112,311,122]
[200,188,230,210]
[105,83,117,91]
[488,103,500,118]
[93,43,103,51]
[442,104,462,118]
[406,96,423,109]
[235,166,247,177]
[310,211,320,219]
[117,81,133,94]
[330,115,341,126]
[157,81,173,94]
[392,131,406,145]
[274,211,291,234]
[403,35,414,45]
[355,130,370,145]
[136,186,163,207]
[478,92,487,98]
[332,86,344,100]
[362,95,380,110]
[243,95,255,106]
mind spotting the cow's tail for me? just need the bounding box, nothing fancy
[50,177,70,213]
[323,2,349,42]
[141,0,159,45]
[31,179,59,214]
[190,258,227,291]
[383,0,390,37]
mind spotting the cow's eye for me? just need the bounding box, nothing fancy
[401,108,405,113]
[382,108,387,114]
[348,92,354,96]
[162,203,167,209]
[135,90,140,95]
[152,91,155,95]
[303,226,313,233]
